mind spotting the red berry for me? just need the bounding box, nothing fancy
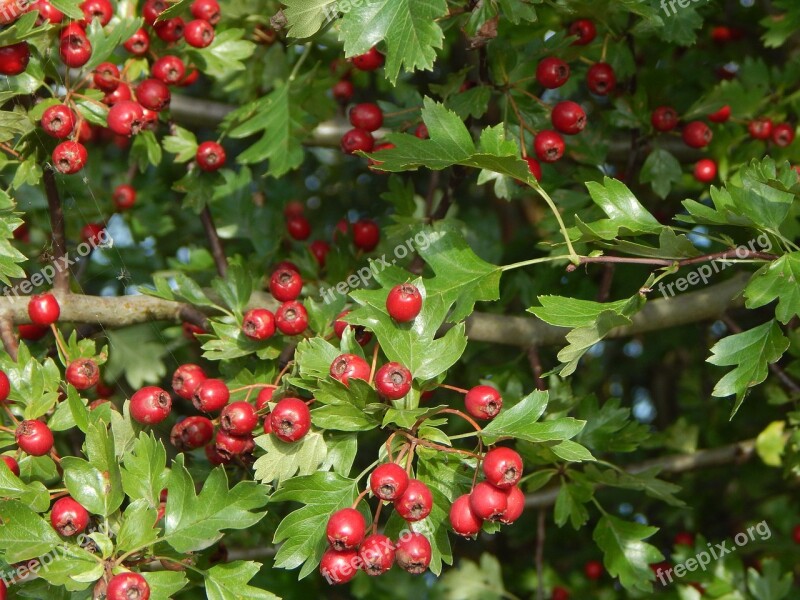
[1,455,20,476]
[319,548,359,585]
[414,123,429,139]
[179,67,199,86]
[469,481,507,521]
[41,104,76,139]
[587,62,616,95]
[152,55,186,85]
[113,184,136,210]
[386,283,422,322]
[15,420,54,456]
[270,397,311,442]
[393,479,433,522]
[525,156,542,181]
[130,386,172,424]
[204,442,229,465]
[123,27,150,56]
[534,130,565,163]
[214,430,255,459]
[94,62,120,92]
[172,363,206,400]
[170,415,214,450]
[332,79,354,103]
[50,496,89,536]
[352,219,380,251]
[28,293,60,326]
[255,387,274,411]
[771,123,795,147]
[242,308,276,340]
[359,534,395,575]
[0,42,30,76]
[270,268,303,302]
[18,324,48,340]
[81,222,105,245]
[465,385,502,420]
[35,0,64,24]
[65,358,99,390]
[104,83,132,106]
[107,100,145,136]
[375,362,412,399]
[154,17,185,42]
[369,462,409,501]
[275,300,309,335]
[352,47,384,71]
[395,532,431,574]
[341,128,375,154]
[330,353,370,386]
[551,586,570,600]
[184,19,215,48]
[142,0,166,24]
[326,507,366,550]
[0,371,9,402]
[551,101,586,135]
[694,158,717,183]
[450,494,483,537]
[309,240,330,267]
[482,447,523,489]
[651,106,678,132]
[196,141,226,171]
[220,401,258,435]
[106,572,150,600]
[333,311,372,345]
[708,105,731,123]
[682,121,713,148]
[536,57,570,89]
[286,215,311,240]
[499,485,524,524]
[80,0,112,26]
[59,25,92,69]
[136,78,170,112]
[674,531,695,547]
[191,378,229,413]
[191,0,220,24]
[569,19,596,45]
[792,524,800,544]
[748,118,773,140]
[585,560,603,580]
[349,103,383,132]
[52,141,88,174]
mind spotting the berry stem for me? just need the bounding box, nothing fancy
[351,488,369,510]
[530,181,581,265]
[228,383,277,394]
[371,499,383,535]
[273,361,294,386]
[438,384,469,394]
[0,142,21,159]
[0,315,19,361]
[368,343,380,385]
[50,324,71,363]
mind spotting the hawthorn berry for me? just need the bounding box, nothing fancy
[130,386,172,424]
[414,123,429,139]
[330,353,370,386]
[551,586,570,600]
[359,534,395,575]
[123,27,150,56]
[242,308,276,340]
[65,358,99,390]
[35,0,64,24]
[395,532,431,574]
[708,105,731,123]
[534,130,566,163]
[28,293,60,326]
[352,47,384,71]
[107,100,145,136]
[674,531,695,547]
[196,141,226,171]
[113,184,136,210]
[172,363,206,400]
[651,106,678,132]
[80,0,112,26]
[152,55,186,85]
[220,401,259,435]
[0,370,9,403]
[450,494,483,537]
[341,128,375,154]
[771,123,795,147]
[214,430,255,459]
[499,485,524,524]
[349,103,383,132]
[333,311,372,345]
[136,78,171,112]
[270,268,303,302]
[319,548,359,584]
[15,419,54,456]
[469,481,507,521]
[386,283,422,322]
[270,397,311,442]
[192,378,230,413]
[375,362,412,399]
[41,105,76,139]
[748,118,772,140]
[326,508,366,550]
[104,83,132,106]
[370,462,409,501]
[275,301,309,335]
[286,215,311,240]
[525,156,542,181]
[569,19,596,45]
[694,158,717,183]
[170,415,214,450]
[18,324,48,340]
[585,560,603,580]
[179,67,199,86]
[394,479,433,522]
[0,42,30,76]
[587,62,616,95]
[792,524,800,544]
[332,79,354,103]
[1,455,19,477]
[191,0,220,24]
[142,0,166,25]
[50,496,89,536]
[106,572,150,600]
[352,219,380,251]
[255,387,274,411]
[310,240,331,267]
[81,222,105,245]
[154,17,185,42]
[52,141,88,174]
[465,385,502,420]
[205,442,229,465]
[551,101,586,135]
[185,19,215,48]
[536,57,570,89]
[482,446,523,489]
[682,121,713,148]
[59,24,92,69]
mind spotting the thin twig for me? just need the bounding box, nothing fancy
[43,167,69,293]
[527,347,546,391]
[0,315,18,361]
[200,205,228,277]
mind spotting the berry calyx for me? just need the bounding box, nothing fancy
[352,47,384,71]
[651,106,678,132]
[270,397,311,442]
[0,42,30,76]
[386,283,422,322]
[184,19,215,48]
[359,534,395,575]
[170,415,214,450]
[585,560,603,580]
[369,462,409,501]
[172,363,206,400]
[28,293,60,326]
[275,301,309,335]
[587,62,616,95]
[106,572,150,600]
[130,386,172,424]
[319,548,359,585]
[499,485,524,524]
[65,358,99,390]
[136,78,171,112]
[15,419,54,456]
[191,378,230,413]
[682,121,713,148]
[569,19,596,45]
[41,104,76,139]
[326,507,366,550]
[469,481,507,521]
[329,353,371,386]
[694,158,717,183]
[464,385,502,420]
[52,141,88,174]
[352,219,380,251]
[482,446,523,489]
[395,532,431,574]
[270,268,303,302]
[393,478,433,522]
[340,128,375,154]
[152,55,186,85]
[242,308,276,340]
[534,130,566,163]
[551,101,586,135]
[349,103,383,132]
[107,100,145,136]
[196,141,226,171]
[536,57,570,89]
[50,496,89,536]
[450,494,483,537]
[375,362,412,399]
[220,401,259,435]
[113,184,137,210]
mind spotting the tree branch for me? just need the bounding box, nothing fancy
[200,206,228,277]
[42,167,69,293]
[0,314,18,361]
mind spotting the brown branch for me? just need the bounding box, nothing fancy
[566,249,778,271]
[0,315,18,361]
[527,347,546,391]
[42,167,69,293]
[200,206,228,277]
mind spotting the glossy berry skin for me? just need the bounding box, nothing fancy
[270,268,302,302]
[352,47,384,71]
[551,586,570,600]
[107,100,145,136]
[36,0,65,24]
[28,293,60,326]
[192,378,229,413]
[500,485,525,524]
[80,0,112,26]
[394,479,433,522]
[255,387,274,411]
[370,462,409,501]
[359,534,395,576]
[270,397,311,442]
[154,17,185,42]
[748,118,772,140]
[0,42,30,76]
[587,62,616,95]
[103,83,131,106]
[214,430,255,459]
[329,354,370,386]
[415,123,429,139]
[65,358,99,390]
[536,57,570,89]
[386,283,422,322]
[15,420,54,456]
[551,101,586,135]
[1,455,20,477]
[332,79,353,103]
[450,494,483,537]
[682,121,713,148]
[41,105,76,139]
[771,123,795,147]
[534,130,565,163]
[651,106,678,132]
[349,103,383,132]
[106,572,150,600]
[569,19,596,45]
[286,215,311,240]
[352,219,380,251]
[52,141,88,174]
[59,25,92,68]
[341,128,374,154]
[375,362,412,399]
[309,240,330,267]
[191,0,220,24]
[395,532,431,574]
[469,481,508,521]
[584,560,603,581]
[708,105,731,123]
[482,447,523,489]
[0,371,8,402]
[136,78,170,112]
[220,401,259,435]
[93,62,119,92]
[275,301,308,335]
[525,156,542,181]
[196,141,226,171]
[242,308,276,340]
[694,159,717,183]
[142,0,166,24]
[184,19,215,48]
[326,508,366,550]
[172,363,206,400]
[319,548,359,585]
[130,386,172,424]
[170,416,214,450]
[113,184,136,210]
[465,385,502,420]
[152,55,186,85]
[50,496,89,536]
[123,27,150,56]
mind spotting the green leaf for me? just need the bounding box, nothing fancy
[745,253,800,324]
[252,431,327,485]
[163,126,199,163]
[593,514,663,593]
[61,455,124,517]
[0,351,61,420]
[84,17,145,72]
[49,0,83,19]
[584,465,684,507]
[120,432,169,507]
[575,397,650,453]
[707,320,789,417]
[755,420,787,467]
[187,28,256,78]
[585,177,663,235]
[204,562,280,599]
[747,558,793,600]
[282,0,338,38]
[550,439,595,462]
[0,461,51,512]
[155,0,192,21]
[529,297,631,328]
[480,390,586,444]
[311,379,382,431]
[105,325,169,389]
[0,500,62,562]
[554,480,591,528]
[116,500,160,553]
[639,149,682,199]
[141,571,190,600]
[438,553,510,599]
